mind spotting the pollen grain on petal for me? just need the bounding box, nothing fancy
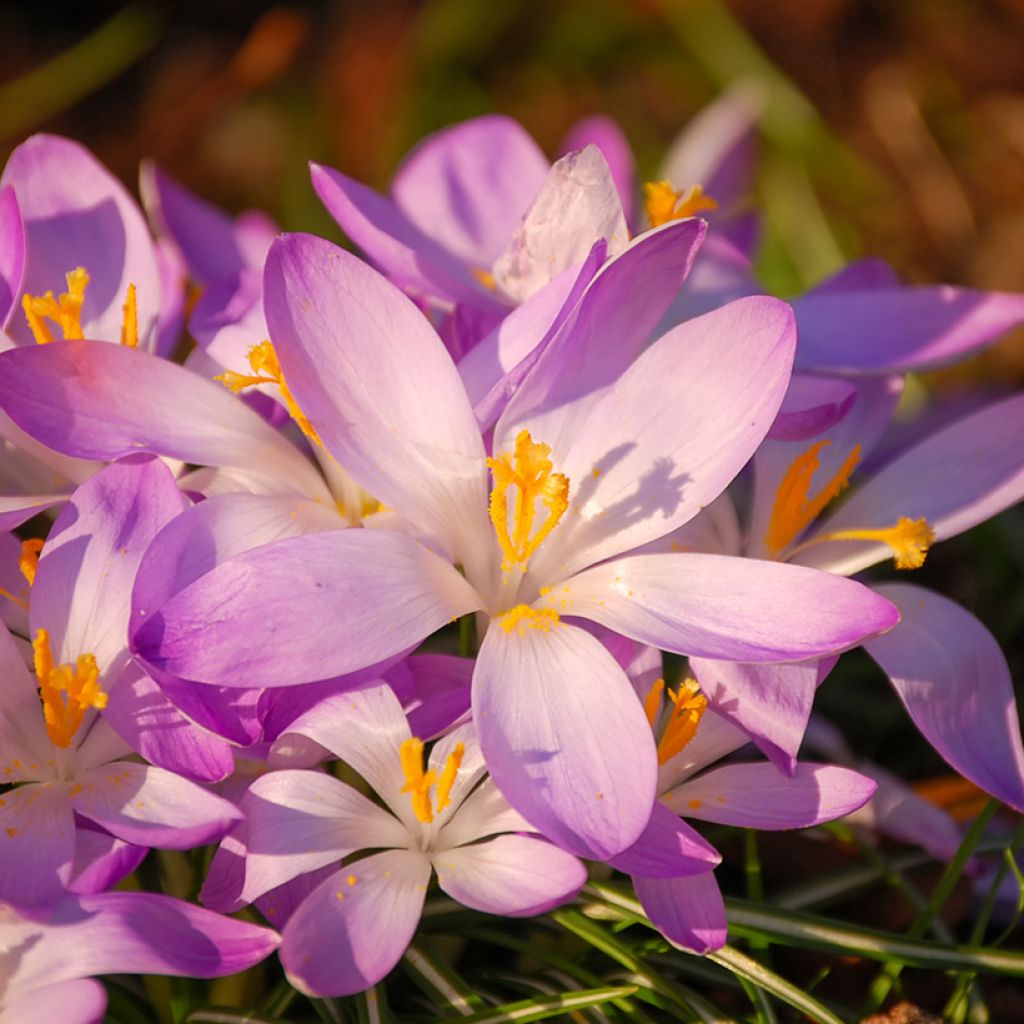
[497,604,561,636]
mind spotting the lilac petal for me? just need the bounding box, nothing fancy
[0,494,68,532]
[793,283,1024,373]
[492,146,629,303]
[0,341,329,499]
[0,783,75,907]
[810,258,901,294]
[473,618,657,860]
[767,374,858,442]
[153,237,186,358]
[240,769,406,904]
[281,850,431,997]
[188,266,268,371]
[4,891,279,984]
[657,708,751,795]
[434,777,535,849]
[3,978,107,1024]
[391,114,550,268]
[31,455,187,670]
[608,802,720,878]
[633,871,727,953]
[141,162,247,282]
[795,392,1024,577]
[102,663,236,782]
[310,162,491,307]
[689,658,833,776]
[264,233,492,567]
[0,533,29,636]
[68,824,148,895]
[561,552,900,662]
[662,762,876,828]
[71,762,241,849]
[0,185,25,328]
[560,115,636,225]
[403,654,474,740]
[864,583,1024,812]
[255,863,337,930]
[200,827,247,913]
[747,373,904,562]
[434,834,585,916]
[2,134,161,349]
[133,529,481,687]
[511,295,793,580]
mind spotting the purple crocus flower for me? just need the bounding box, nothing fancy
[224,683,585,996]
[0,891,278,1024]
[130,233,898,862]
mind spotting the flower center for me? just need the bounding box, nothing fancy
[644,677,707,765]
[216,340,322,448]
[497,604,560,635]
[487,430,569,572]
[644,181,718,228]
[766,439,934,569]
[32,628,108,749]
[0,539,42,611]
[399,737,464,824]
[21,267,139,347]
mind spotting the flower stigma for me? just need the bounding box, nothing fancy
[21,267,139,347]
[399,737,464,824]
[32,628,108,749]
[644,677,707,765]
[488,430,569,572]
[644,181,718,228]
[216,340,322,447]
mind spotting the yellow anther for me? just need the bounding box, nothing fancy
[644,181,718,228]
[764,440,861,558]
[655,679,707,765]
[121,283,138,348]
[400,738,438,823]
[434,742,464,815]
[18,539,43,587]
[32,628,107,749]
[472,267,497,290]
[643,677,666,730]
[215,340,322,447]
[488,429,569,571]
[808,516,936,570]
[22,267,90,344]
[498,604,560,636]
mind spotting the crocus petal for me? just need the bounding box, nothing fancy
[240,769,407,904]
[608,802,720,878]
[68,824,148,896]
[795,392,1024,576]
[2,891,279,986]
[560,553,900,662]
[633,871,727,953]
[662,762,876,828]
[793,283,1024,373]
[864,583,1024,812]
[133,529,481,687]
[71,762,241,849]
[0,341,329,500]
[2,134,160,349]
[434,834,585,916]
[0,495,68,532]
[310,162,491,308]
[689,658,833,776]
[656,707,751,795]
[264,232,493,569]
[0,185,25,328]
[0,784,75,907]
[153,237,186,358]
[403,654,473,740]
[560,115,636,225]
[432,777,535,850]
[767,374,858,442]
[510,295,794,580]
[492,146,630,302]
[473,618,657,860]
[281,850,431,997]
[2,978,107,1024]
[391,114,550,268]
[31,455,187,670]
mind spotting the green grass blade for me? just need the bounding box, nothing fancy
[402,942,486,1016]
[439,986,638,1024]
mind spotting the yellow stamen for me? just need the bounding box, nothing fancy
[655,679,707,766]
[22,267,90,344]
[399,737,464,823]
[804,516,936,570]
[488,429,569,571]
[644,181,718,228]
[121,283,138,348]
[498,604,560,636]
[18,539,43,587]
[32,628,107,749]
[764,440,861,558]
[472,267,497,290]
[643,677,665,730]
[434,742,464,815]
[215,340,322,447]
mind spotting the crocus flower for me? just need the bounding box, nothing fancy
[0,891,279,1024]
[130,233,898,862]
[228,683,585,995]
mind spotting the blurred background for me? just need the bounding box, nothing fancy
[2,0,1024,781]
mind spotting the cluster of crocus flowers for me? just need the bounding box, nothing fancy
[0,95,1022,1011]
